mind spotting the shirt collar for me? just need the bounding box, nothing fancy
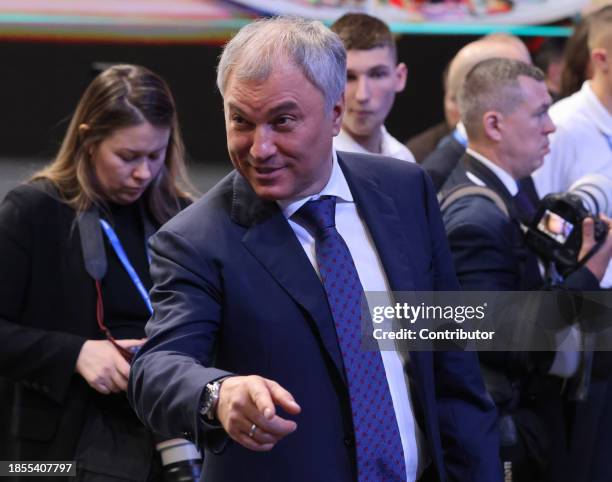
[277,150,354,219]
[466,148,519,196]
[335,128,370,155]
[582,81,612,136]
[380,125,400,157]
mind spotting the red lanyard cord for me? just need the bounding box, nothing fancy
[95,279,134,363]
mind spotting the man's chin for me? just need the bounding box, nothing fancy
[344,122,376,139]
[251,183,290,202]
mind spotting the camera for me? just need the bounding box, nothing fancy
[525,174,611,276]
[156,438,202,482]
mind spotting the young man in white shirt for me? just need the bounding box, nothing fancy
[330,13,415,162]
[533,5,612,198]
[532,5,612,286]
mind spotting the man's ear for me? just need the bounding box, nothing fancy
[591,47,610,73]
[331,92,345,136]
[395,62,408,93]
[482,110,503,142]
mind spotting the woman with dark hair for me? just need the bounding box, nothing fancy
[0,64,195,481]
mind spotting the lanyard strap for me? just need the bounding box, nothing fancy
[452,126,468,147]
[99,218,153,315]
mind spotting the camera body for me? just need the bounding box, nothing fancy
[526,191,608,276]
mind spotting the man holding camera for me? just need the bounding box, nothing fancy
[533,5,612,288]
[440,58,612,482]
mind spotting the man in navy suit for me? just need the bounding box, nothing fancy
[440,58,612,481]
[128,17,501,482]
[422,34,532,191]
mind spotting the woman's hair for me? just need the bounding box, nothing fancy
[32,64,193,224]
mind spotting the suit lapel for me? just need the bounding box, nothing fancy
[463,154,513,204]
[338,154,438,445]
[338,154,417,292]
[232,174,347,385]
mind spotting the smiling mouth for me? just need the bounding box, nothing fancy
[254,166,283,174]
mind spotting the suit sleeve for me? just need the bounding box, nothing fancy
[421,173,504,481]
[0,190,87,404]
[128,227,233,449]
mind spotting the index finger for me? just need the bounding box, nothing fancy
[114,338,147,348]
[249,379,276,419]
[265,379,301,416]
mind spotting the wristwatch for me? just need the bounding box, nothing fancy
[201,379,224,421]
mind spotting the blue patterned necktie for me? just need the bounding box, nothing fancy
[294,196,406,482]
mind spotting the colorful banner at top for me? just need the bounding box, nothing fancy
[230,0,587,24]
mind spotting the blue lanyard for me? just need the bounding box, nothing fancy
[452,127,468,147]
[99,219,153,315]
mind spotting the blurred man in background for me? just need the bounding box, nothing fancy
[421,34,532,190]
[331,13,415,162]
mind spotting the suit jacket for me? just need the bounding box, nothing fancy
[0,183,99,463]
[440,154,600,481]
[441,153,598,294]
[421,134,465,192]
[0,181,165,481]
[129,152,502,482]
[405,121,451,165]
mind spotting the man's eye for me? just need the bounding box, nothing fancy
[274,116,295,129]
[231,115,252,129]
[370,70,388,79]
[346,73,357,82]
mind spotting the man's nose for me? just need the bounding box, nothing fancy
[355,76,370,102]
[543,113,556,135]
[249,125,277,160]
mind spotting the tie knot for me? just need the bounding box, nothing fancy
[294,196,337,234]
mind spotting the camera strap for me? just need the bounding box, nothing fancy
[77,207,107,281]
[77,204,155,361]
[438,184,510,218]
[439,184,533,289]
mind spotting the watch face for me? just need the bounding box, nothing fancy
[202,382,220,420]
[201,386,214,415]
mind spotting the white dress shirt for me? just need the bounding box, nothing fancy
[334,126,416,163]
[465,148,518,195]
[277,150,426,481]
[533,81,612,197]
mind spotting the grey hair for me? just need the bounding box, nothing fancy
[458,58,545,140]
[216,16,346,112]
